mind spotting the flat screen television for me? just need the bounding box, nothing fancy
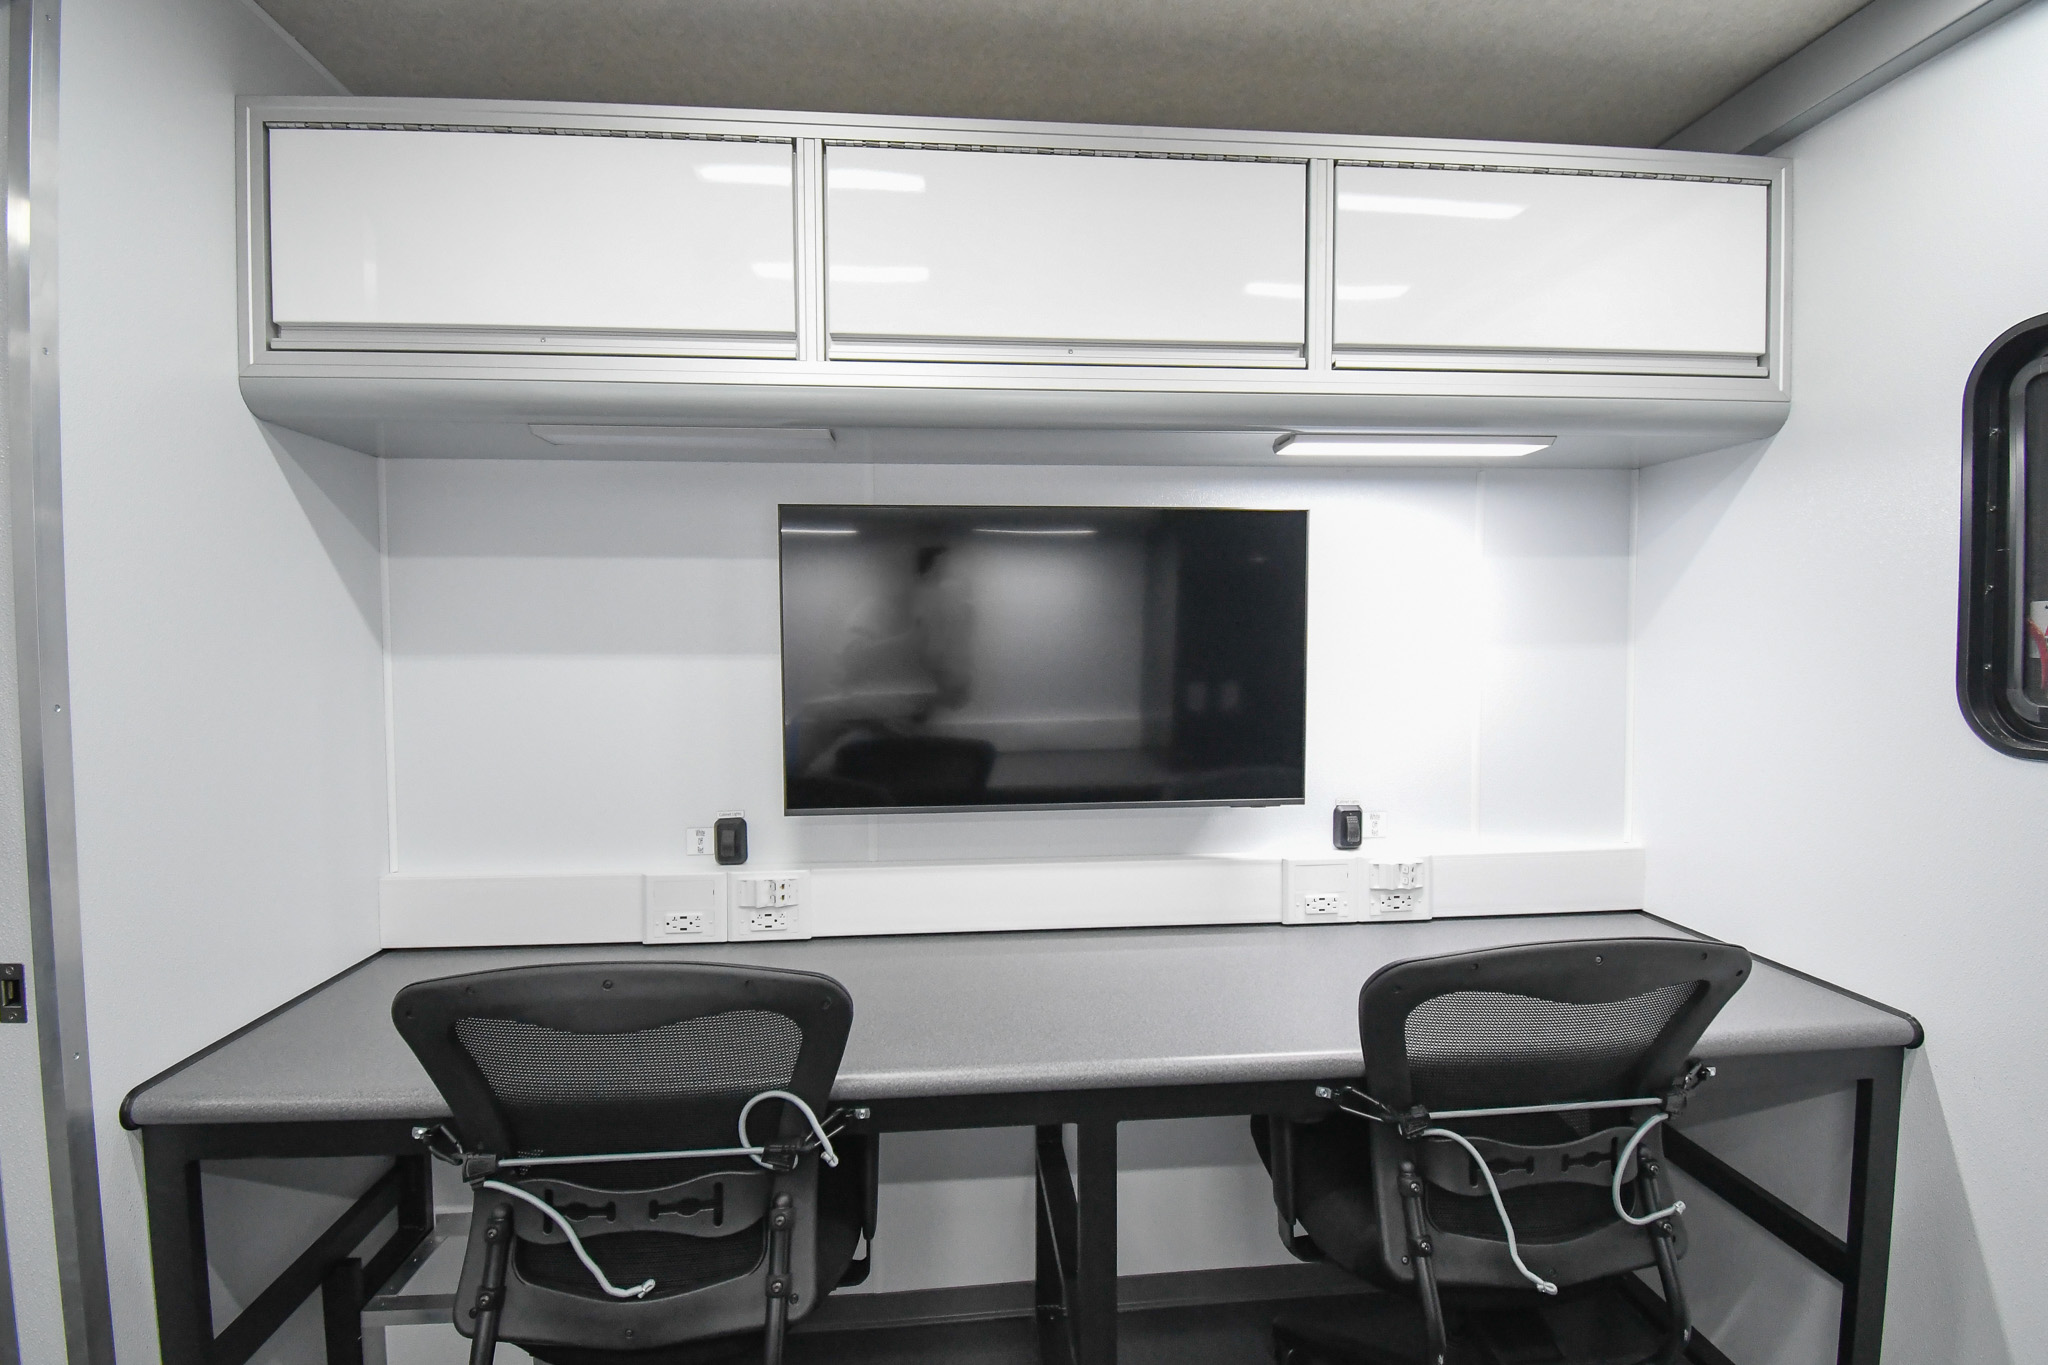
[779,505,1307,813]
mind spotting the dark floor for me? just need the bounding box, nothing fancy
[785,1294,1313,1365]
[782,1284,1681,1365]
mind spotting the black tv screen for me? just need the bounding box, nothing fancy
[779,505,1307,813]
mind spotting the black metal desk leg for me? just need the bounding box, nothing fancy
[1839,1053,1904,1365]
[1072,1120,1118,1365]
[142,1127,213,1365]
[1034,1126,1077,1365]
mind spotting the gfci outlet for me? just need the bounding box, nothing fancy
[643,874,729,944]
[730,871,811,940]
[1364,859,1433,921]
[1282,859,1356,925]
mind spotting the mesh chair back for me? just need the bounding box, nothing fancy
[1358,938,1749,1113]
[394,961,852,1157]
[1356,937,1750,1294]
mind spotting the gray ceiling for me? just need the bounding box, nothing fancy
[254,0,1872,149]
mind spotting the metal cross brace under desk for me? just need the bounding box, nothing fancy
[121,910,1921,1365]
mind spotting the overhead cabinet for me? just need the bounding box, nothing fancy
[1332,165,1770,373]
[241,99,1791,468]
[823,147,1308,365]
[265,127,800,356]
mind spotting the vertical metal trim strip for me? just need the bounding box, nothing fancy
[5,3,115,1362]
[0,1154,18,1365]
[794,138,825,362]
[1303,159,1333,373]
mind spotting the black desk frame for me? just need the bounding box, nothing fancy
[137,1043,1903,1365]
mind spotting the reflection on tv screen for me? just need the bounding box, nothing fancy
[779,506,1306,812]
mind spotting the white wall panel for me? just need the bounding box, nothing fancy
[1474,469,1633,841]
[56,1,387,1361]
[387,459,1633,877]
[825,147,1306,360]
[1634,6,2048,1357]
[268,128,797,344]
[1334,165,1768,360]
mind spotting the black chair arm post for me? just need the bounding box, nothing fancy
[1639,1150,1692,1365]
[1396,1160,1449,1365]
[467,1203,514,1365]
[762,1192,796,1365]
[862,1132,880,1246]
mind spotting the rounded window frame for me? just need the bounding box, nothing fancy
[1959,311,2048,758]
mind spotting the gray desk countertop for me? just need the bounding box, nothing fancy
[123,912,1919,1129]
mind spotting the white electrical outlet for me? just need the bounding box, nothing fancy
[729,871,811,940]
[1282,859,1356,925]
[686,827,712,857]
[643,874,728,944]
[1363,859,1433,920]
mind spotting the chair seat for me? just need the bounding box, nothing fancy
[523,1156,866,1365]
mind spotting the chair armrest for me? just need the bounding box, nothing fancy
[1269,1119,1324,1263]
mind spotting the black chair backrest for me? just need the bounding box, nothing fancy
[393,961,853,1158]
[1358,938,1750,1113]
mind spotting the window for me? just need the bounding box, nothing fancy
[1960,313,2048,756]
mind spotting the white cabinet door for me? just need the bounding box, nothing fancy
[1332,165,1769,372]
[267,127,797,356]
[825,147,1307,365]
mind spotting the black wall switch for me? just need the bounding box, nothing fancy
[714,816,749,866]
[1,963,24,1023]
[1333,804,1363,850]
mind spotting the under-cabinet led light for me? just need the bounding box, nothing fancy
[781,526,860,536]
[1337,193,1524,220]
[1274,434,1553,458]
[972,527,1099,536]
[529,425,836,452]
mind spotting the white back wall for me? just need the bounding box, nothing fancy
[56,0,381,1361]
[386,459,1635,872]
[1634,5,2048,1361]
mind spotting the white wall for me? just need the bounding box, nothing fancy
[54,1,382,1362]
[385,459,1634,872]
[1634,4,2048,1360]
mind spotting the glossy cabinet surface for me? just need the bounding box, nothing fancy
[824,146,1308,365]
[1332,164,1770,369]
[266,127,798,354]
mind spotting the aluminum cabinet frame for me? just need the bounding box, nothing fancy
[234,97,1793,470]
[121,914,1918,1365]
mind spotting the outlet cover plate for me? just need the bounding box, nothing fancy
[730,871,812,941]
[1282,859,1356,924]
[643,874,729,944]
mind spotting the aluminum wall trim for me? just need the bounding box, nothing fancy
[5,2,113,1362]
[0,1154,17,1365]
[1665,0,2042,154]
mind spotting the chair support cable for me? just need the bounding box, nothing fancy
[1419,1126,1559,1296]
[1611,1111,1687,1227]
[477,1179,657,1300]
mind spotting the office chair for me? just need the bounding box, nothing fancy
[393,962,874,1365]
[1255,938,1750,1365]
